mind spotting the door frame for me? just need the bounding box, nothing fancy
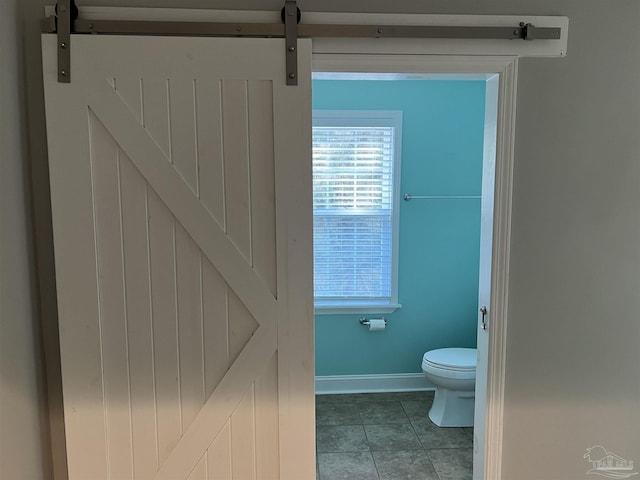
[313,54,517,480]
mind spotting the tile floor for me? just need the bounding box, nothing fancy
[315,391,473,480]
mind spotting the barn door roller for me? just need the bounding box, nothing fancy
[43,0,562,85]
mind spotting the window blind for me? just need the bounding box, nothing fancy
[312,125,395,303]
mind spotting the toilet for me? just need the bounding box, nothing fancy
[421,348,477,427]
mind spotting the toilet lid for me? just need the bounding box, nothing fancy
[423,348,476,371]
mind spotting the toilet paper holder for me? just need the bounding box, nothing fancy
[359,317,387,327]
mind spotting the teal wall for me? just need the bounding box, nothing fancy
[313,79,486,375]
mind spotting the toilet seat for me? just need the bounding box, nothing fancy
[423,348,476,371]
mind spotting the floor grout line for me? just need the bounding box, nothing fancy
[316,392,470,480]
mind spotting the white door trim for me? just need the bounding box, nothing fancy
[313,53,517,480]
[484,57,517,480]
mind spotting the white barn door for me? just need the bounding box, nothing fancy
[42,34,314,480]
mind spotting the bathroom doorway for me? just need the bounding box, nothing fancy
[311,57,515,480]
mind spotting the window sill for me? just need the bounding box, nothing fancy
[314,303,402,316]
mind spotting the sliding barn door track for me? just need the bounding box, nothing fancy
[42,0,562,85]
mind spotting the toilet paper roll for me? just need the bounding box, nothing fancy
[368,319,386,331]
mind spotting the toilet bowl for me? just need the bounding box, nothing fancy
[422,348,477,427]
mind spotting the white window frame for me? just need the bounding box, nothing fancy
[312,109,403,315]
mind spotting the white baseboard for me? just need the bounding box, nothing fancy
[315,373,436,395]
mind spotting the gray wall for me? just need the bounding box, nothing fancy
[0,0,52,479]
[13,1,640,479]
[501,3,640,478]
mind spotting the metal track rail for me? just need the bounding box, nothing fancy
[41,1,562,84]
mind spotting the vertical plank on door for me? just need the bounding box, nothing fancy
[119,154,159,477]
[195,79,225,229]
[89,113,134,480]
[168,78,199,193]
[231,386,256,480]
[202,257,229,399]
[175,224,205,432]
[148,190,182,464]
[272,38,315,479]
[141,78,171,160]
[221,80,251,261]
[247,80,277,296]
[43,40,110,478]
[254,352,280,480]
[207,421,232,480]
[114,76,143,124]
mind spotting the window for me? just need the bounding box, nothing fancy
[313,110,402,314]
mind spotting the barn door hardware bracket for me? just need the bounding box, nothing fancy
[282,1,301,86]
[54,0,78,83]
[520,22,538,40]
